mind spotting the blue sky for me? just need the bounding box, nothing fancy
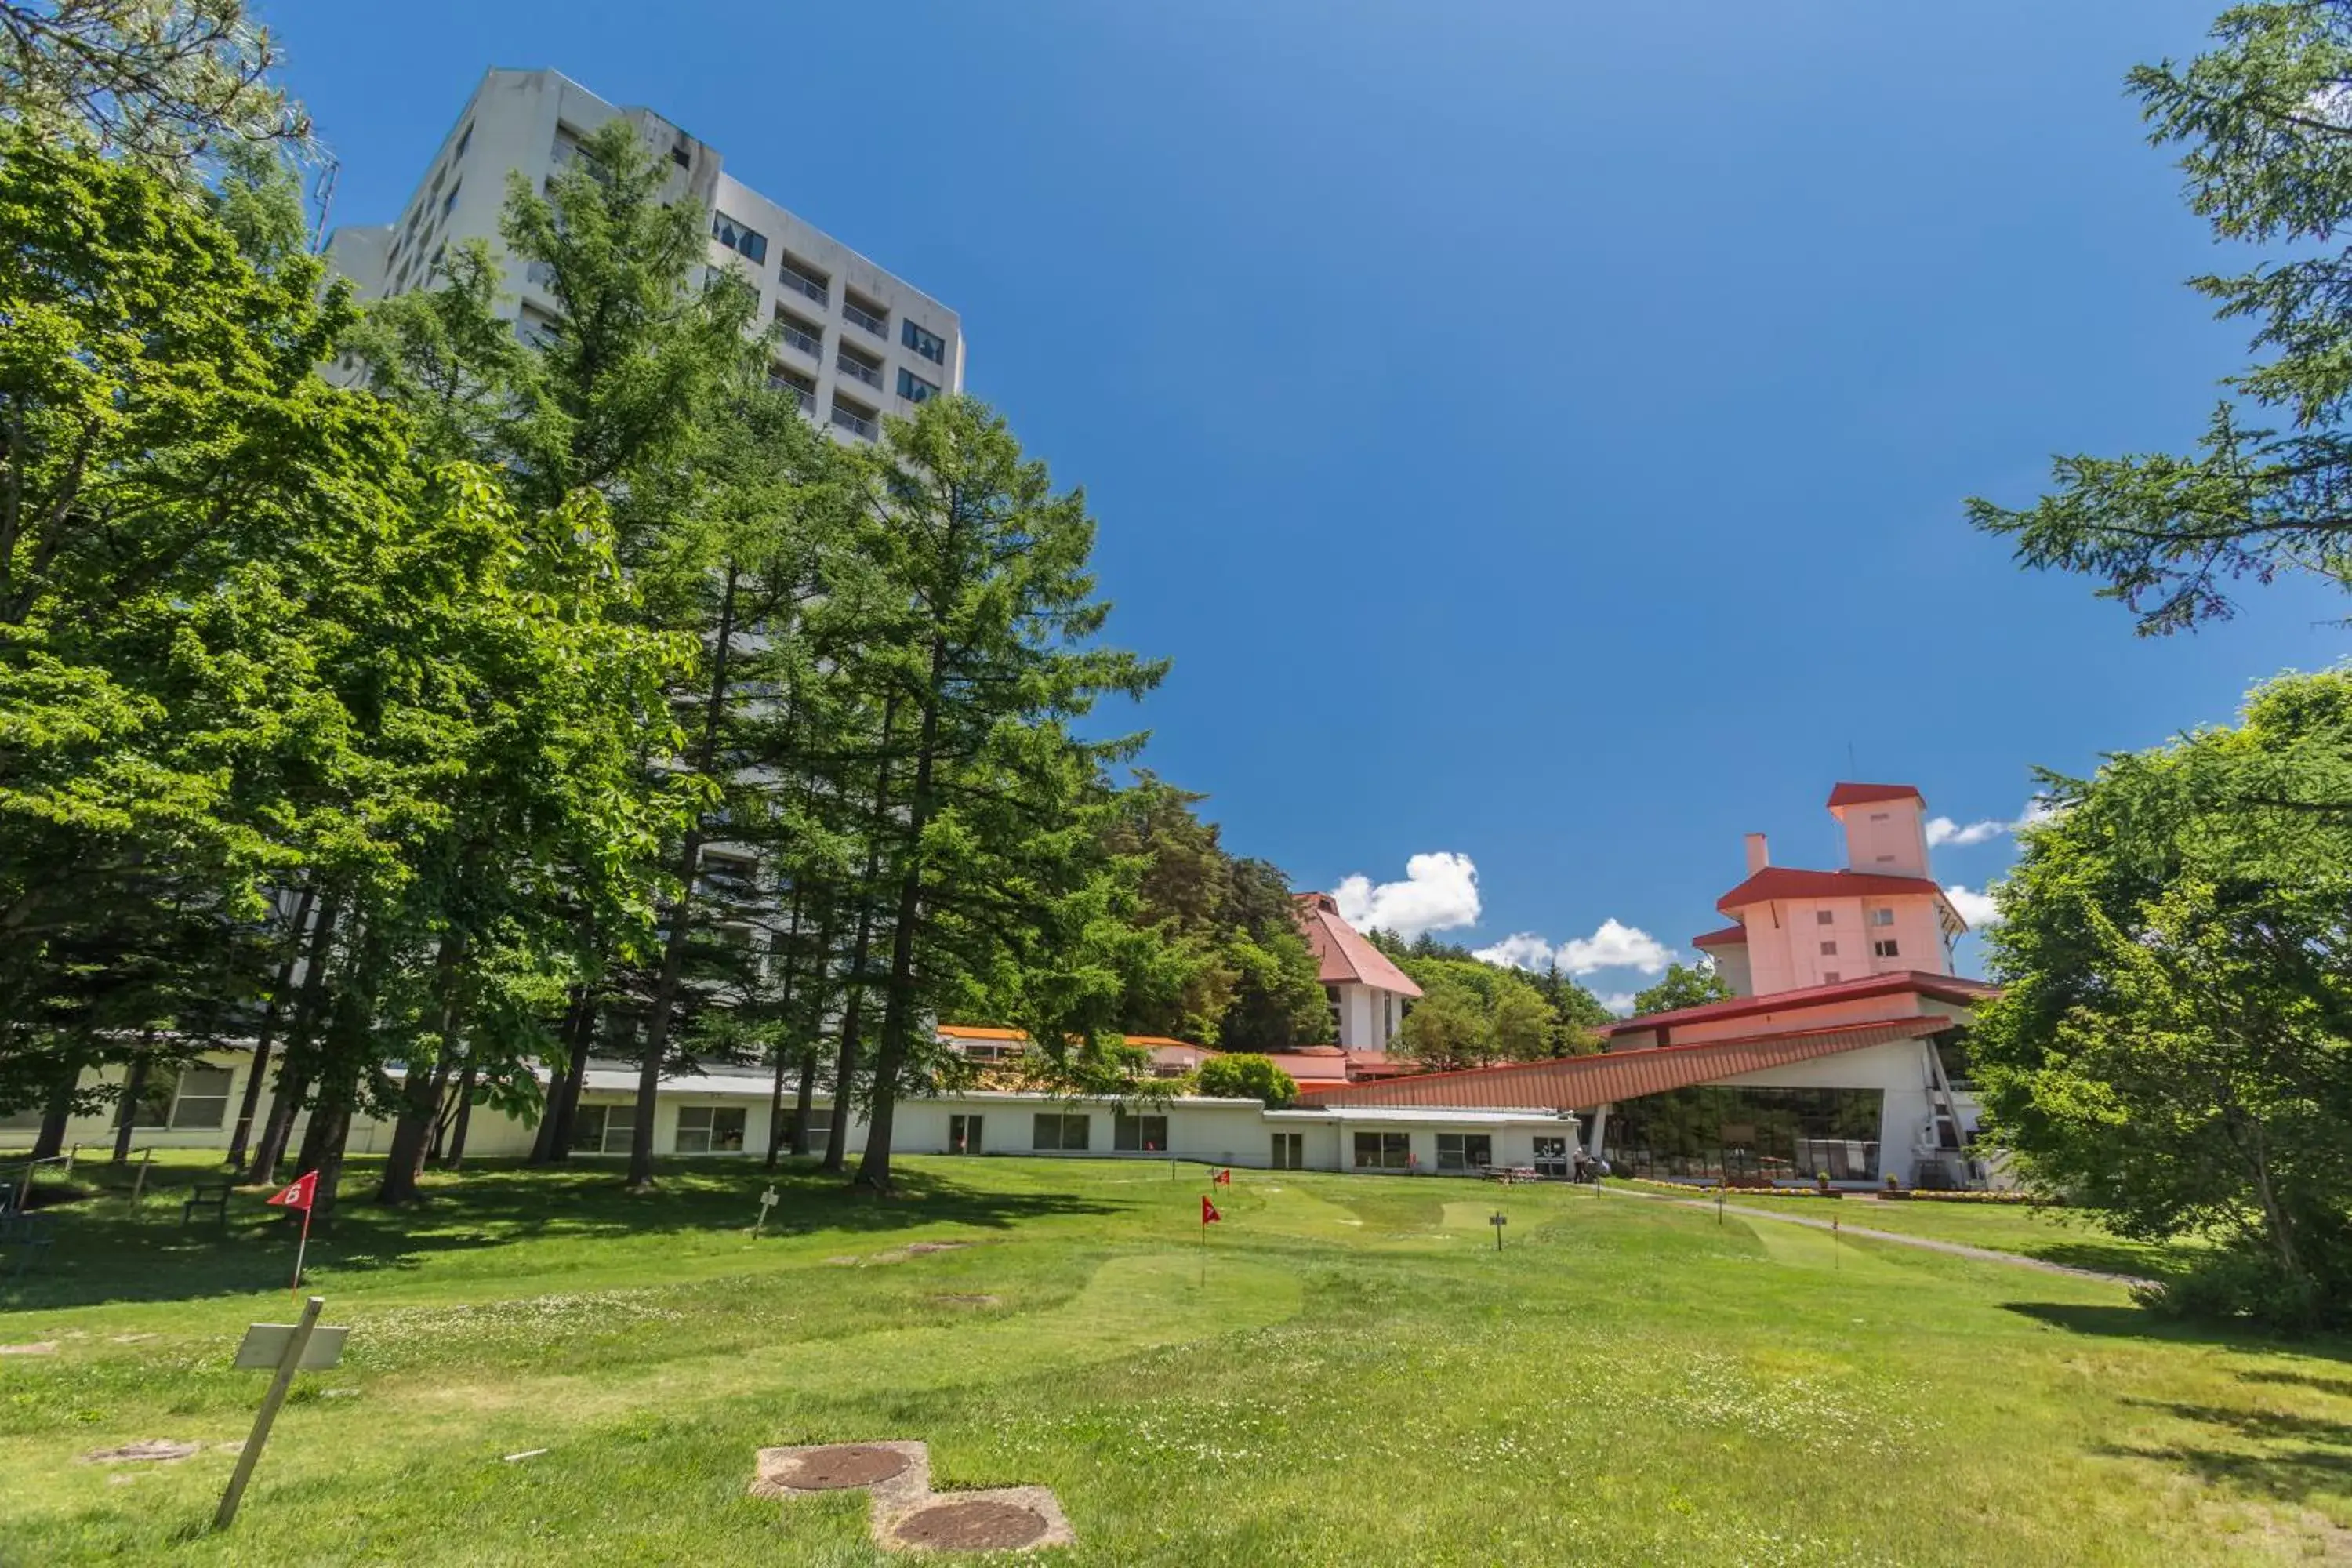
[270,1,2346,1005]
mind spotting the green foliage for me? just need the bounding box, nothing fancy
[1193,1051,1300,1107]
[0,1,311,177]
[1393,982,1492,1071]
[1968,3,2352,631]
[1974,667,2352,1328]
[1631,961,1733,1018]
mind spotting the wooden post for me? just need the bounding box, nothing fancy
[214,1296,324,1531]
[130,1149,153,1206]
[64,1144,77,1179]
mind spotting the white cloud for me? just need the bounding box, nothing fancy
[2017,796,2065,829]
[1475,918,1675,977]
[1600,993,1639,1016]
[1926,815,2007,848]
[1333,851,1480,941]
[1470,931,1555,971]
[1944,884,2002,927]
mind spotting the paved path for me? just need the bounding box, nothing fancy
[1598,1185,2156,1288]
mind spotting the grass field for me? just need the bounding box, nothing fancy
[1616,1181,2196,1281]
[3,1154,2350,1566]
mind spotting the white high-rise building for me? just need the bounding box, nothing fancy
[325,67,966,441]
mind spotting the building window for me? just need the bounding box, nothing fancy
[1869,811,1889,821]
[1113,1112,1169,1152]
[454,122,474,160]
[897,367,938,404]
[1871,908,1895,927]
[1815,910,1835,925]
[1032,1112,1090,1151]
[949,1113,983,1154]
[902,318,947,364]
[1822,971,1841,984]
[1873,938,1900,959]
[1875,855,1896,863]
[167,1065,234,1131]
[671,139,691,169]
[1601,1085,1885,1182]
[1532,1136,1571,1179]
[440,182,460,220]
[674,1105,746,1153]
[1271,1131,1305,1170]
[1819,941,1838,956]
[1352,1131,1410,1170]
[837,345,884,389]
[571,1103,637,1155]
[711,212,768,264]
[1435,1133,1493,1173]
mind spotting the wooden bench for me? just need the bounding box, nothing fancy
[0,1214,53,1279]
[181,1182,232,1229]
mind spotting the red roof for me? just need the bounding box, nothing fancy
[1292,893,1425,998]
[1691,924,1748,949]
[1258,1051,1352,1083]
[1715,866,1947,915]
[1597,970,1999,1037]
[1298,1017,1955,1110]
[1826,782,1923,810]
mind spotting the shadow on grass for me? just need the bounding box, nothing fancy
[0,1156,1119,1313]
[2096,1399,2352,1515]
[2002,1301,2352,1363]
[2241,1369,2352,1400]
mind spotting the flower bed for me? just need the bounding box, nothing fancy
[1878,1189,2054,1206]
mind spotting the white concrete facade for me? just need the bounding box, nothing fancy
[6,1051,1577,1178]
[324,67,966,445]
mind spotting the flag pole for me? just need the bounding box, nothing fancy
[292,1203,312,1303]
[1199,1200,1206,1288]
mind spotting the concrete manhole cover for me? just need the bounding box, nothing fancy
[782,1444,913,1489]
[894,1498,1049,1551]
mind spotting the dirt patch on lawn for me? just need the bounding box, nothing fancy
[891,1497,1051,1551]
[0,1342,57,1356]
[929,1294,1000,1308]
[82,1440,200,1464]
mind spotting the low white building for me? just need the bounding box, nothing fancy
[5,1051,1576,1178]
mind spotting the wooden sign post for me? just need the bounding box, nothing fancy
[1490,1211,1508,1253]
[214,1296,347,1531]
[753,1185,779,1237]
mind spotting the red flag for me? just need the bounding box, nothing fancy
[265,1171,318,1212]
[1200,1195,1221,1225]
[1213,1167,1231,1185]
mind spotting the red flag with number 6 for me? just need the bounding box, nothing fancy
[1200,1195,1221,1225]
[1213,1168,1231,1185]
[265,1171,317,1212]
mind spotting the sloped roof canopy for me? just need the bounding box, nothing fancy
[1293,893,1425,997]
[1297,1017,1954,1111]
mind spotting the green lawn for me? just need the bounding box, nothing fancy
[1618,1181,2194,1282]
[3,1154,2349,1566]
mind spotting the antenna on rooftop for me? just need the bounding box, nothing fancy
[1846,741,1857,779]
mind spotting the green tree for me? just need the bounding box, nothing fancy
[851,395,1164,1192]
[1968,4,2352,634]
[1631,961,1733,1018]
[1393,982,1490,1071]
[0,1,310,176]
[1973,668,2352,1328]
[1194,1051,1298,1108]
[1488,978,1555,1060]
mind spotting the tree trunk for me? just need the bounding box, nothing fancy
[529,993,589,1164]
[307,1102,354,1223]
[30,1056,77,1160]
[227,883,316,1173]
[111,1050,148,1165]
[826,699,898,1174]
[376,937,463,1204]
[857,634,947,1193]
[249,1069,307,1189]
[763,885,808,1171]
[444,1060,477,1168]
[626,564,742,1191]
[246,892,342,1185]
[788,1051,817,1161]
[549,1000,595,1162]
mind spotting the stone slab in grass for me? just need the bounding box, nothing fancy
[81,1441,200,1464]
[751,1439,1074,1554]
